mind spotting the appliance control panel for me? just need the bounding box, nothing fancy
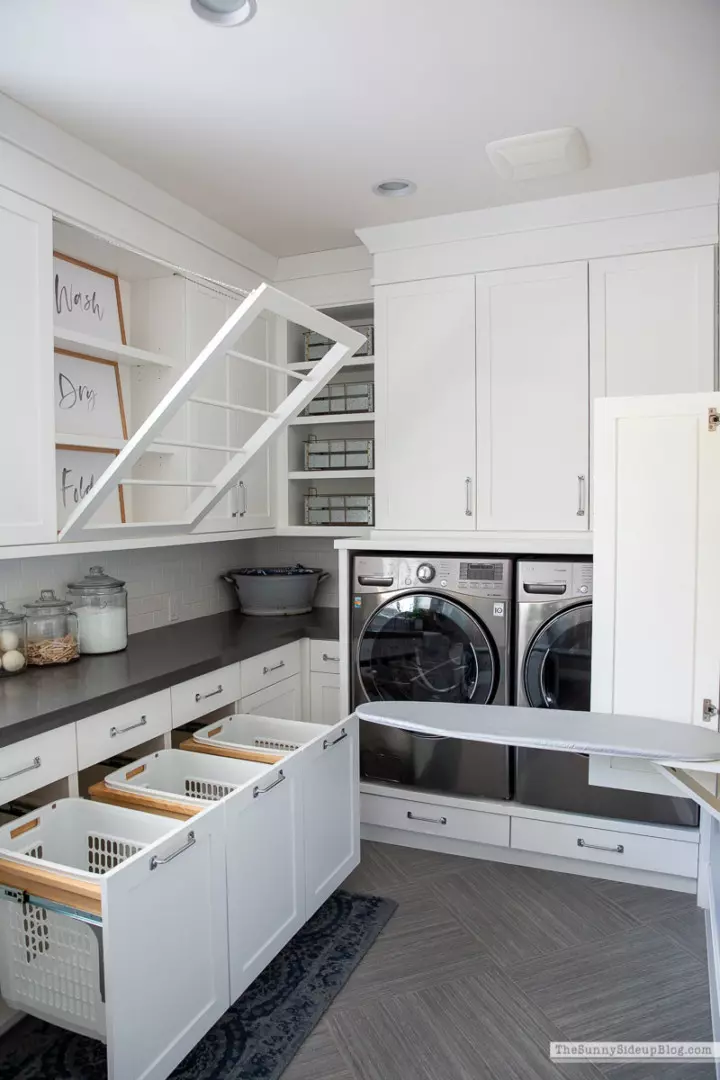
[518,560,593,599]
[353,555,512,598]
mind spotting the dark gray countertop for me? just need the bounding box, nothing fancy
[0,607,339,749]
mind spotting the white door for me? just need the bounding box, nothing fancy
[241,673,303,721]
[103,803,229,1080]
[310,671,341,725]
[475,262,589,531]
[590,391,720,795]
[0,187,55,545]
[223,758,305,1001]
[375,276,477,530]
[302,716,360,916]
[590,247,716,400]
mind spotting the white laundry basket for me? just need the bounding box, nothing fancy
[193,714,331,755]
[104,749,269,805]
[0,799,176,1041]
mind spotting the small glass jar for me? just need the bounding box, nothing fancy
[0,602,27,676]
[67,566,128,655]
[24,590,79,666]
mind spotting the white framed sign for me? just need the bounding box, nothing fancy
[54,350,128,440]
[53,252,126,343]
[56,445,125,531]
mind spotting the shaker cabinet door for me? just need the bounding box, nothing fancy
[0,186,55,546]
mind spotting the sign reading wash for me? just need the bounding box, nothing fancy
[53,252,126,343]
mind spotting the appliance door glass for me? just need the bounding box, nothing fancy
[523,602,591,710]
[358,593,497,705]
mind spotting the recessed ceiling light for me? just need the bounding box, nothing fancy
[372,179,417,198]
[191,0,258,26]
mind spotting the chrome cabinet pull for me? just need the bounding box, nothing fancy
[576,474,586,516]
[263,661,285,675]
[110,715,147,738]
[0,756,41,783]
[464,476,473,517]
[150,830,196,870]
[407,811,447,825]
[323,729,348,751]
[195,685,223,703]
[253,770,285,798]
[322,653,340,663]
[232,481,247,519]
[577,837,624,854]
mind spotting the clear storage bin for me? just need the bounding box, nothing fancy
[193,714,331,755]
[301,381,374,416]
[0,799,176,1040]
[304,436,374,471]
[105,749,269,806]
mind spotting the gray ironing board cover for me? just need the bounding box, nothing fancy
[354,702,720,765]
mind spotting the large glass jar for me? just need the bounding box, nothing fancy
[24,590,79,666]
[67,566,128,655]
[0,602,27,676]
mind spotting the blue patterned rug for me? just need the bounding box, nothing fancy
[0,890,396,1080]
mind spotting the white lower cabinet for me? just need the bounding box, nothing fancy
[240,672,303,721]
[309,670,341,725]
[362,791,510,847]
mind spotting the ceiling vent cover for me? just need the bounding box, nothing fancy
[486,127,589,181]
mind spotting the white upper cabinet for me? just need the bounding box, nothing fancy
[375,276,477,530]
[0,187,55,545]
[475,263,589,531]
[590,246,716,399]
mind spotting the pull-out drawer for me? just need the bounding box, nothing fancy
[511,817,699,878]
[0,726,77,804]
[362,792,510,848]
[171,662,241,728]
[310,640,341,674]
[76,690,172,770]
[241,642,301,698]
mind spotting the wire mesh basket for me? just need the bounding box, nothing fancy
[303,436,374,471]
[304,489,375,526]
[301,381,374,417]
[304,324,373,362]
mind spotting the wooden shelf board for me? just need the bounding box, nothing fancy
[54,328,178,369]
[277,525,372,537]
[290,413,375,426]
[288,469,376,480]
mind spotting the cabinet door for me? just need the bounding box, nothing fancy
[241,672,303,721]
[375,276,476,530]
[0,187,55,545]
[476,262,589,531]
[590,391,720,795]
[224,758,305,1001]
[590,247,716,400]
[310,671,341,725]
[302,715,360,916]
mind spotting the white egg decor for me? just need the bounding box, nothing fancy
[0,602,26,676]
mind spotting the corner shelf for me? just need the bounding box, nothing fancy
[54,328,178,369]
[290,412,375,426]
[288,469,376,480]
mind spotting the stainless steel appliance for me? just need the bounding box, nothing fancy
[352,554,512,799]
[514,559,699,827]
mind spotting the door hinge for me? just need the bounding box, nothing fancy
[702,698,718,723]
[709,408,720,432]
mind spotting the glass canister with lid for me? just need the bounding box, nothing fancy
[24,590,79,666]
[0,602,27,675]
[67,566,128,655]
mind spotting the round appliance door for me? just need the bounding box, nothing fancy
[358,592,497,705]
[523,601,592,710]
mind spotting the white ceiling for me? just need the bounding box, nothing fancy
[1,0,719,258]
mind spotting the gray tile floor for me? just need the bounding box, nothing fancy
[284,841,714,1080]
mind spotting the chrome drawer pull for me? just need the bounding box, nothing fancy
[253,770,285,798]
[322,653,340,663]
[150,830,196,870]
[0,756,41,782]
[577,837,624,854]
[195,684,223,703]
[464,476,473,517]
[263,661,285,675]
[407,811,447,825]
[576,474,587,516]
[110,715,147,738]
[323,729,348,750]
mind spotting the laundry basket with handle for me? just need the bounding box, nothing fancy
[192,714,331,756]
[104,749,269,807]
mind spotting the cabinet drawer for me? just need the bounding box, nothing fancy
[361,793,510,847]
[171,663,241,729]
[241,643,301,698]
[511,817,699,878]
[76,690,172,770]
[0,726,77,803]
[310,640,340,674]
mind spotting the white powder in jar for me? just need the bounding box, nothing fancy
[77,605,127,654]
